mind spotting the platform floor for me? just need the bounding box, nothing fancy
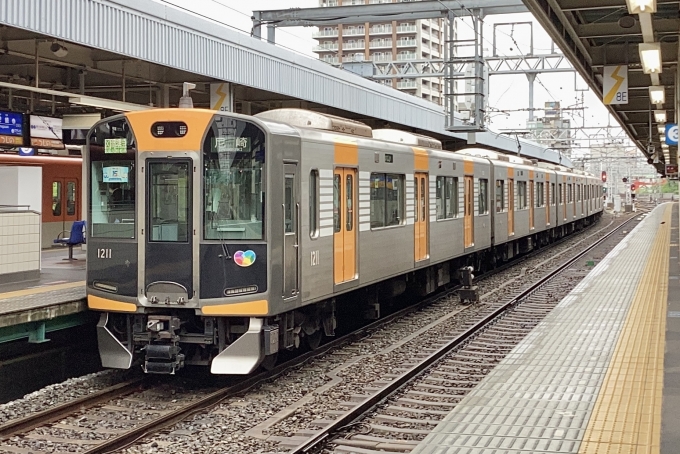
[0,248,85,331]
[411,203,676,454]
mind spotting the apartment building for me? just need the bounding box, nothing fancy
[313,0,450,105]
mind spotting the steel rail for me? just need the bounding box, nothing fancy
[0,377,145,440]
[288,213,640,454]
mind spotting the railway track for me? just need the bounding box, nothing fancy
[292,212,642,454]
[0,211,643,454]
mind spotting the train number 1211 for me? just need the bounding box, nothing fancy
[97,248,112,259]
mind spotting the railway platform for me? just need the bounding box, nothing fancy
[0,248,86,344]
[411,202,678,454]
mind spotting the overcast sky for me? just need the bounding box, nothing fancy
[157,0,628,156]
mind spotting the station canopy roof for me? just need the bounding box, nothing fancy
[522,0,679,175]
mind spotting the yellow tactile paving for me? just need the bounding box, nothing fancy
[0,280,85,302]
[579,205,671,454]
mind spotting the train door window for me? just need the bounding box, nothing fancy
[309,170,319,238]
[478,179,488,214]
[333,174,341,233]
[346,173,354,231]
[414,177,419,223]
[285,175,295,234]
[66,181,77,216]
[495,180,504,212]
[420,177,426,221]
[149,161,190,242]
[568,184,573,203]
[52,181,62,216]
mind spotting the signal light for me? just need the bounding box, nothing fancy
[631,184,636,191]
[601,171,607,182]
[623,177,628,183]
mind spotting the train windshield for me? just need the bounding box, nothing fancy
[87,118,136,239]
[203,116,265,240]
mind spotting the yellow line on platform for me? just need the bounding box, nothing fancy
[579,205,671,454]
[0,281,85,301]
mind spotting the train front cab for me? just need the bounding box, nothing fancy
[87,109,291,375]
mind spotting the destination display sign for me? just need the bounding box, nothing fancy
[30,115,64,149]
[0,111,23,137]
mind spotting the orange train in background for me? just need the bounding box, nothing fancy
[0,153,82,248]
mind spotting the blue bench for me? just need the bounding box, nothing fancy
[54,220,86,260]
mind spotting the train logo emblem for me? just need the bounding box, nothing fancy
[234,250,256,267]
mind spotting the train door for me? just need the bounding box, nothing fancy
[508,178,514,236]
[529,180,535,229]
[145,159,193,300]
[283,164,299,298]
[334,168,357,284]
[464,176,474,247]
[414,173,428,261]
[52,178,79,234]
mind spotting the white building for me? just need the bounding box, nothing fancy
[314,0,451,105]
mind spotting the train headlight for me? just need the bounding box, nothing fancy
[151,122,189,138]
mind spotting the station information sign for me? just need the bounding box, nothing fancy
[0,110,24,146]
[30,115,64,149]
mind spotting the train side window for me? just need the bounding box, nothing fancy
[551,183,556,205]
[436,176,457,220]
[310,170,319,238]
[436,177,445,220]
[447,177,457,218]
[536,182,544,207]
[518,181,527,209]
[67,181,77,216]
[370,173,404,228]
[495,180,504,212]
[52,181,62,216]
[478,179,488,215]
[558,184,563,204]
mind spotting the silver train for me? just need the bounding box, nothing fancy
[86,107,603,375]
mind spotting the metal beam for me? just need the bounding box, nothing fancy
[590,41,678,67]
[253,0,527,28]
[346,53,574,79]
[561,0,678,11]
[577,18,679,39]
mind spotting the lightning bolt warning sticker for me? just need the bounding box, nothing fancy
[210,83,232,112]
[603,66,628,105]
